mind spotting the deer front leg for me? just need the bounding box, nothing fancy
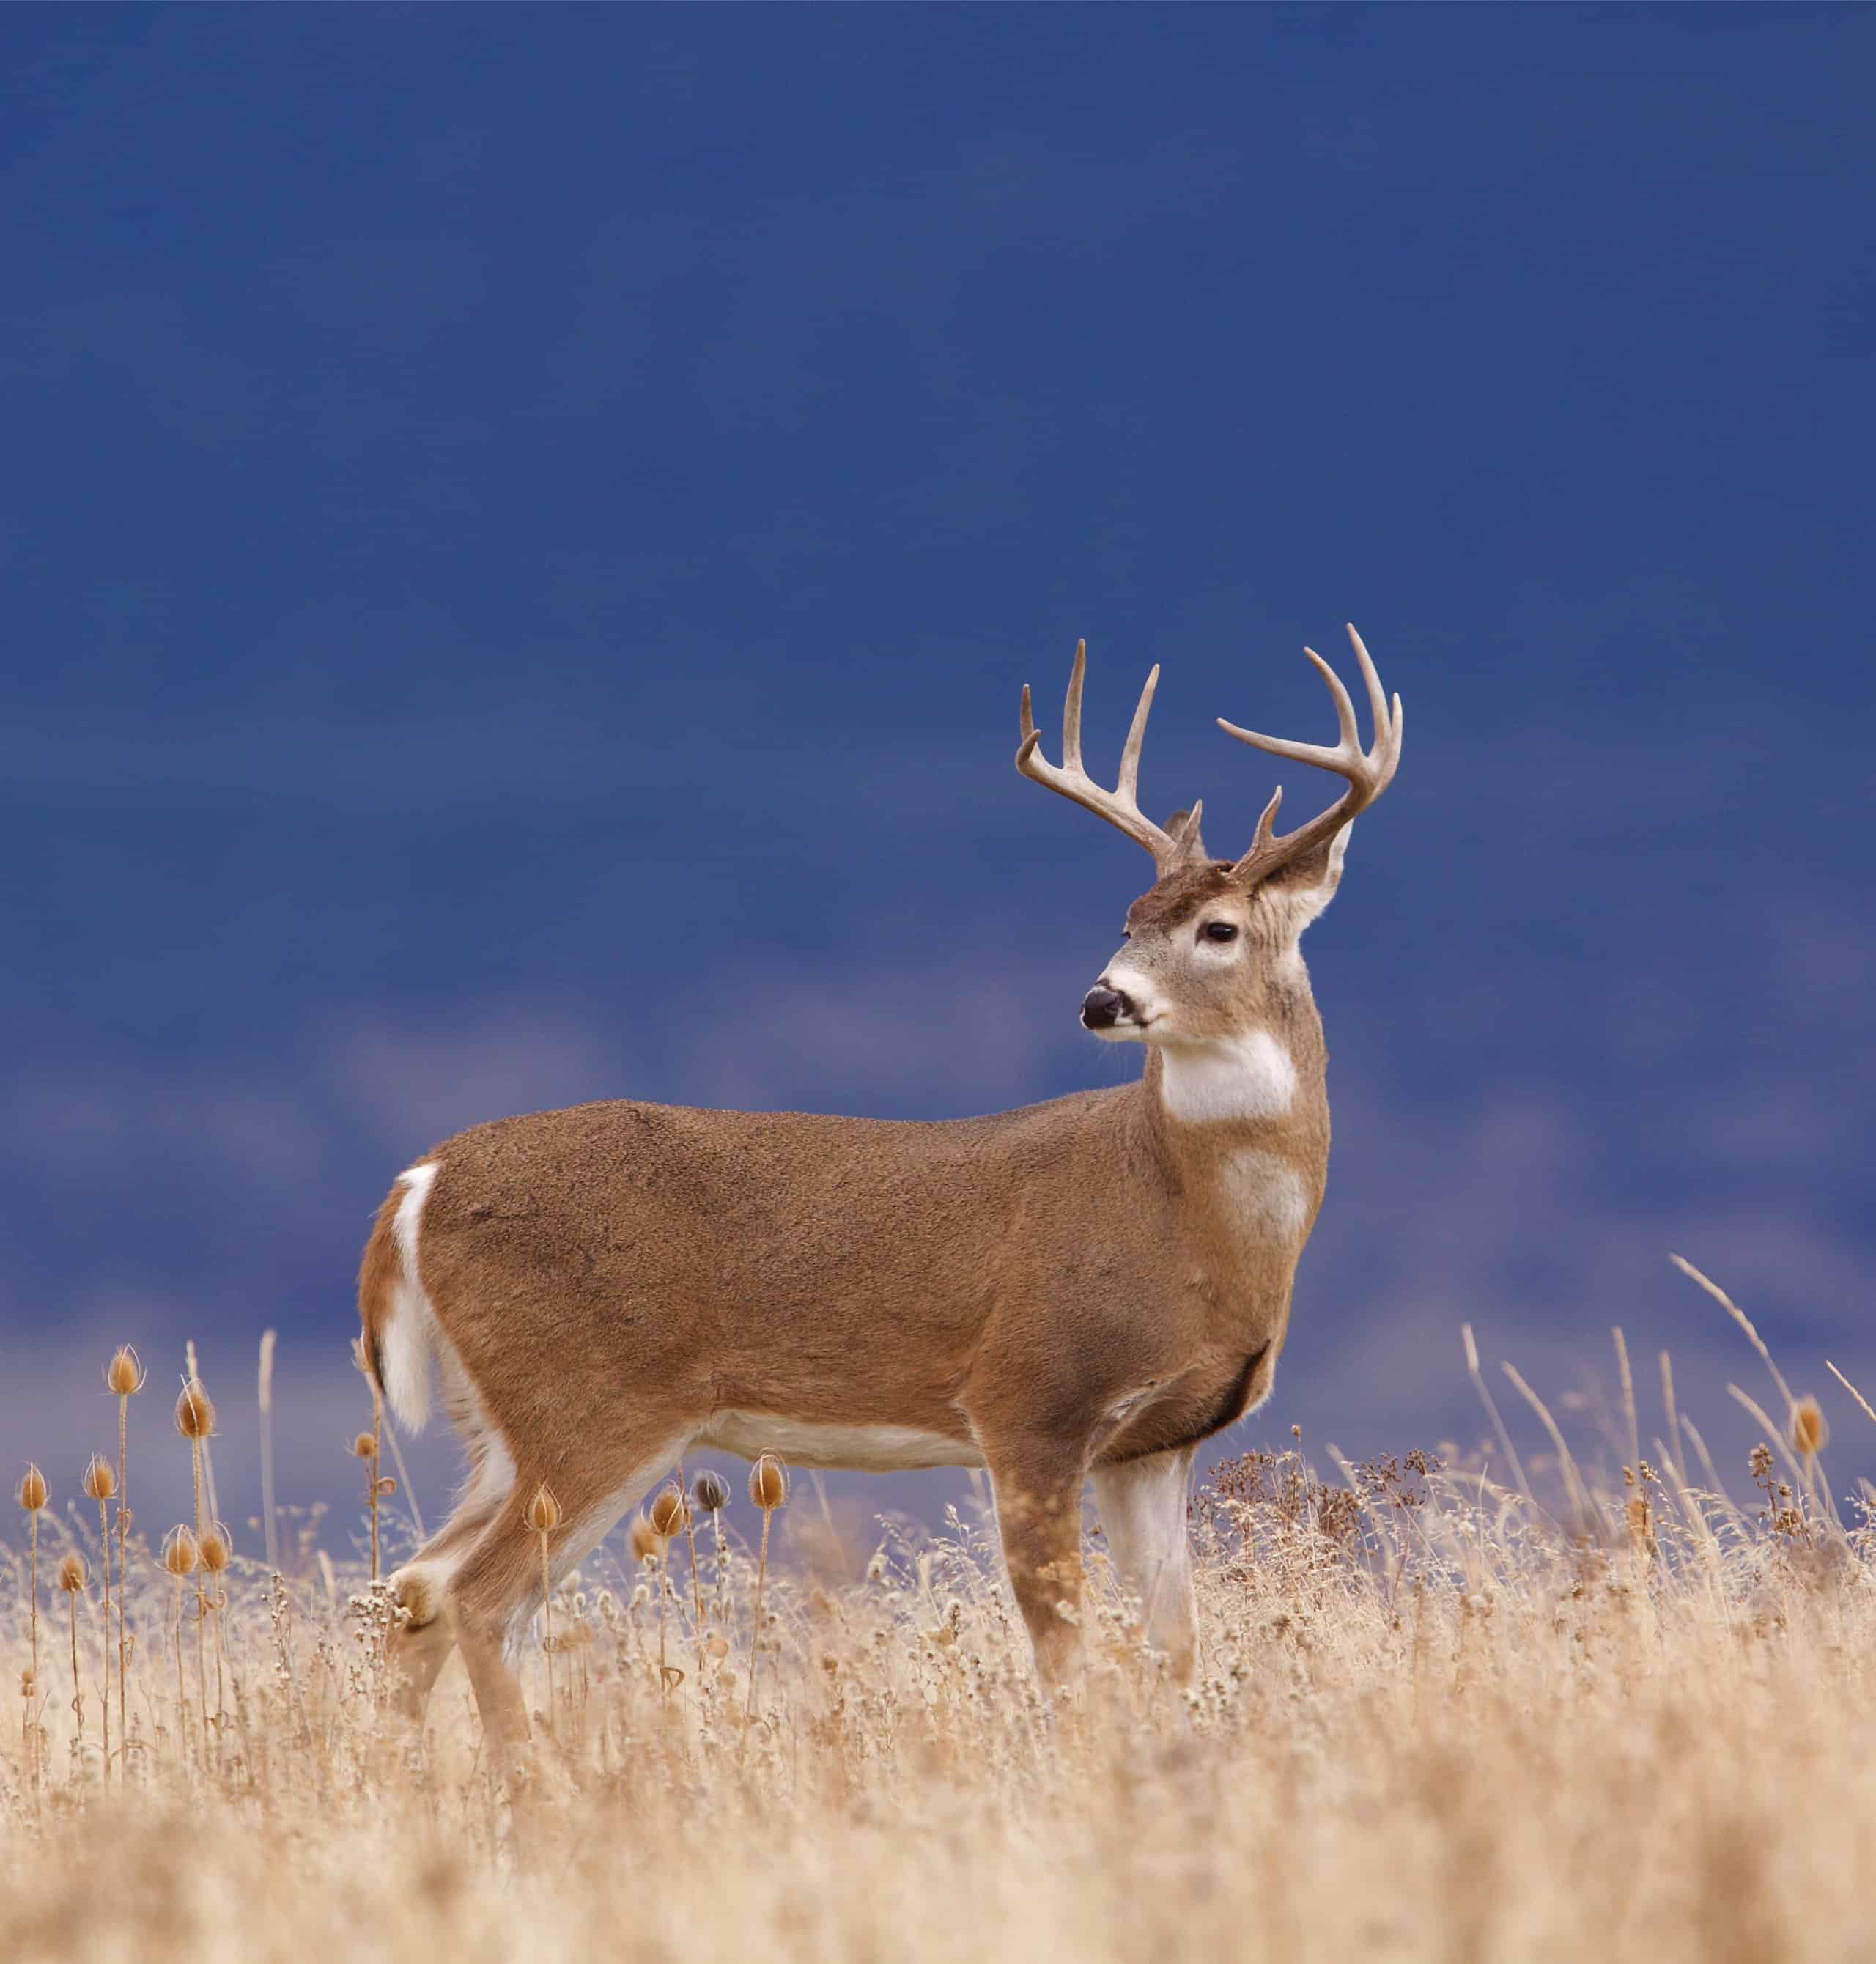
[1090,1445,1198,1680]
[981,1436,1090,1687]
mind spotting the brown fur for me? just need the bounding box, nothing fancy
[357,639,1399,1738]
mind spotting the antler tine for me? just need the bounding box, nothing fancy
[1015,642,1182,871]
[1218,625,1403,885]
[1062,639,1087,772]
[1216,646,1359,771]
[1116,663,1159,802]
[1345,623,1392,751]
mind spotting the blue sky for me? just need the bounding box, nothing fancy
[3,7,1872,1542]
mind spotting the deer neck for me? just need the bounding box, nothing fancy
[1134,982,1329,1256]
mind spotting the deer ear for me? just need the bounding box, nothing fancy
[1258,821,1355,933]
[1162,805,1209,865]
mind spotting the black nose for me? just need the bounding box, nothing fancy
[1081,984,1134,1030]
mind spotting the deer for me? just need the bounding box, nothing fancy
[358,624,1402,1741]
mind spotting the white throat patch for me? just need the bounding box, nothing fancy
[1159,1030,1298,1125]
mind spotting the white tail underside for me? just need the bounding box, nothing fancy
[382,1162,440,1432]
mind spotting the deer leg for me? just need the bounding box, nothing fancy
[382,1441,516,1721]
[1090,1445,1199,1681]
[981,1436,1091,1687]
[445,1439,682,1751]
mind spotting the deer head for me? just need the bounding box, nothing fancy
[1016,624,1403,1062]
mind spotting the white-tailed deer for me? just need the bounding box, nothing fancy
[359,624,1402,1737]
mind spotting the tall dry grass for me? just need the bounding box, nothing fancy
[5,1275,1876,1964]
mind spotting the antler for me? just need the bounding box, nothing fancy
[1016,640,1202,874]
[1218,624,1403,886]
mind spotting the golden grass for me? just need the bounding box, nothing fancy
[5,1293,1876,1963]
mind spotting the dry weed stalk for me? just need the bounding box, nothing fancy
[19,1463,48,1788]
[57,1552,87,1750]
[161,1526,198,1758]
[745,1452,789,1732]
[670,1458,707,1673]
[527,1483,562,1721]
[694,1469,732,1633]
[82,1454,117,1778]
[649,1485,691,1691]
[106,1345,144,1754]
[199,1524,230,1737]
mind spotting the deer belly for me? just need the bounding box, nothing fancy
[697,1411,985,1472]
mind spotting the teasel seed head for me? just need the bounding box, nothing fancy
[82,1453,117,1503]
[174,1378,216,1441]
[198,1524,231,1574]
[627,1515,662,1565]
[162,1526,199,1576]
[1791,1396,1828,1458]
[649,1485,689,1540]
[106,1345,146,1398]
[693,1469,730,1513]
[525,1484,562,1535]
[352,1432,377,1460]
[749,1452,788,1512]
[18,1464,48,1514]
[57,1551,88,1595]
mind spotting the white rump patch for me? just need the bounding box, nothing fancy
[1220,1148,1310,1242]
[1159,1030,1298,1124]
[698,1412,983,1473]
[381,1162,440,1433]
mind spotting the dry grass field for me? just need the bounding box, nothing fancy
[6,1266,1876,1964]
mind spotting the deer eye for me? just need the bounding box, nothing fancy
[1201,921,1238,944]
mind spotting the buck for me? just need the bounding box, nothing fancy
[359,624,1402,1738]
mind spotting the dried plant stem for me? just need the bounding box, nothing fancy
[381,1418,424,1541]
[745,1507,773,1732]
[1462,1325,1533,1509]
[117,1390,131,1754]
[1672,1253,1797,1414]
[539,1527,556,1720]
[675,1455,706,1672]
[369,1391,383,1584]
[95,1488,112,1779]
[1827,1359,1876,1430]
[187,1340,221,1528]
[172,1573,188,1760]
[27,1509,40,1694]
[196,1587,209,1762]
[68,1589,84,1746]
[657,1554,672,1691]
[259,1329,280,1573]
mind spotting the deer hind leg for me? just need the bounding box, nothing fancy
[444,1437,687,1749]
[383,1403,519,1719]
[1090,1445,1199,1681]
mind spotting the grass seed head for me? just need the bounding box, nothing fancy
[525,1484,562,1535]
[693,1469,730,1513]
[57,1552,88,1594]
[1791,1397,1828,1458]
[163,1526,199,1576]
[649,1486,689,1539]
[175,1378,216,1441]
[18,1463,48,1513]
[82,1453,117,1502]
[750,1452,789,1512]
[106,1345,145,1397]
